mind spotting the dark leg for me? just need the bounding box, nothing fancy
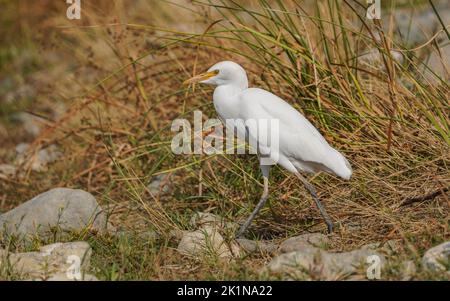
[295,173,334,233]
[236,165,270,238]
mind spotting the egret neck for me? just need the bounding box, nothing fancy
[213,84,245,121]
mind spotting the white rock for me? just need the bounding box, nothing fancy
[265,248,322,279]
[15,143,29,155]
[15,143,62,172]
[393,9,439,46]
[422,241,450,273]
[236,238,278,254]
[266,246,385,280]
[45,272,98,281]
[321,249,385,280]
[189,212,238,232]
[358,49,404,71]
[279,233,330,253]
[4,85,35,104]
[2,242,93,280]
[12,112,44,138]
[420,43,450,85]
[177,226,241,259]
[0,164,16,179]
[364,239,402,256]
[147,174,171,196]
[0,188,108,239]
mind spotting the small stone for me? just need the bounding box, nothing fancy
[6,242,92,280]
[420,43,450,85]
[380,240,403,255]
[265,248,322,279]
[45,272,98,281]
[15,143,29,155]
[360,240,403,257]
[169,229,185,240]
[15,143,62,172]
[321,249,385,280]
[392,9,439,46]
[40,243,65,256]
[358,49,404,71]
[177,226,240,259]
[5,85,35,104]
[422,241,450,273]
[147,174,171,196]
[12,112,44,138]
[279,233,330,253]
[0,164,16,179]
[265,246,385,280]
[0,188,108,240]
[236,238,278,254]
[189,212,238,232]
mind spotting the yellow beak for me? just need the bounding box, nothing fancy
[183,70,219,85]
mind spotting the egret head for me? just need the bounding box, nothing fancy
[183,61,248,89]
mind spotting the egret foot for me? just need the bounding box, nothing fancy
[236,195,268,238]
[296,173,334,234]
[236,176,269,238]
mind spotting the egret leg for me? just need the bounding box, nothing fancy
[295,173,334,233]
[236,165,270,238]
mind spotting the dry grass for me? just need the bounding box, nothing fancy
[0,0,449,280]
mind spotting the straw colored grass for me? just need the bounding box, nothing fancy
[0,0,448,280]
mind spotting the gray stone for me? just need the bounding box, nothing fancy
[0,188,108,239]
[357,240,402,258]
[321,248,385,280]
[358,49,404,71]
[15,143,62,172]
[379,240,403,256]
[0,164,16,179]
[421,43,450,85]
[1,242,93,280]
[236,238,278,254]
[279,233,330,253]
[189,212,238,232]
[177,226,241,259]
[4,85,35,104]
[392,9,439,46]
[45,272,98,281]
[15,143,29,155]
[265,248,322,279]
[266,246,385,280]
[147,174,171,196]
[422,241,450,273]
[169,229,185,240]
[12,112,44,138]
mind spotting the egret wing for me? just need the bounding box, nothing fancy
[237,88,333,167]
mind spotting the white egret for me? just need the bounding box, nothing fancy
[184,61,352,237]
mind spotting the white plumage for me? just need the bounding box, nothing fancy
[184,61,352,236]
